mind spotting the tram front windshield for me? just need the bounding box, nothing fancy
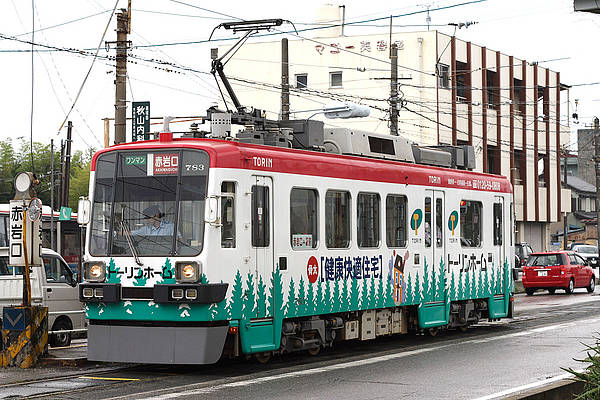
[90,150,209,257]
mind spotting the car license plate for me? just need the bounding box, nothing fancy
[537,270,547,277]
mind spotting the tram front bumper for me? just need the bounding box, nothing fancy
[80,283,228,304]
[87,322,228,364]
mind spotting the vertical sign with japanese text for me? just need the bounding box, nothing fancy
[9,200,42,267]
[132,101,150,142]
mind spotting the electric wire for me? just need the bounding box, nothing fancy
[30,0,35,172]
[56,0,119,135]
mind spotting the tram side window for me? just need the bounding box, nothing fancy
[386,195,407,248]
[325,190,350,249]
[0,215,7,247]
[436,198,443,247]
[460,200,482,247]
[425,197,432,248]
[357,193,380,248]
[493,203,503,246]
[251,186,270,247]
[290,188,318,249]
[221,182,236,248]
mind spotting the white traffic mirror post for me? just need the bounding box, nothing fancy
[2,172,47,369]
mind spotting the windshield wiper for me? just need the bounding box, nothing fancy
[120,219,143,266]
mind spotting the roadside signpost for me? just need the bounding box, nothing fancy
[2,172,48,368]
[132,101,150,142]
[59,206,72,221]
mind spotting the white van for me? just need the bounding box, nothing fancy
[0,248,85,347]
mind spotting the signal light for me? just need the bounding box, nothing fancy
[229,326,239,334]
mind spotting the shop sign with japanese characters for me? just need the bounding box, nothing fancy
[9,200,42,267]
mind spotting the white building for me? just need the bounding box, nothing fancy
[218,11,571,251]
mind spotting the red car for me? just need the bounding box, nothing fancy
[523,251,596,295]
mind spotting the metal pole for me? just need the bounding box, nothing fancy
[58,139,64,211]
[114,9,129,144]
[563,147,568,250]
[390,43,399,136]
[281,38,290,121]
[22,206,31,307]
[50,139,55,252]
[594,117,600,257]
[64,122,72,208]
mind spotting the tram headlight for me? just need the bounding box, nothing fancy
[84,261,106,282]
[171,288,184,300]
[175,261,200,283]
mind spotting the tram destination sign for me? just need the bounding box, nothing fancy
[132,101,150,142]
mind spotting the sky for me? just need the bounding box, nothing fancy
[0,0,598,161]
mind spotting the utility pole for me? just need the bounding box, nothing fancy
[563,147,568,250]
[62,122,72,208]
[281,38,290,121]
[595,116,600,257]
[113,9,129,144]
[390,43,399,136]
[50,139,55,252]
[58,139,65,211]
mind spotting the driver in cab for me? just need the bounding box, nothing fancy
[131,205,174,236]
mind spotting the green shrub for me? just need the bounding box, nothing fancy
[565,336,600,399]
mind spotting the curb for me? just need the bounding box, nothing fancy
[39,356,91,368]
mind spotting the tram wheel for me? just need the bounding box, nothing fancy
[307,346,321,356]
[458,325,468,333]
[428,327,440,337]
[254,352,272,364]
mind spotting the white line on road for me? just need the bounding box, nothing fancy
[109,317,600,400]
[470,369,585,400]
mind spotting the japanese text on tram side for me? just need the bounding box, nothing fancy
[447,177,501,191]
[107,264,173,280]
[319,255,383,282]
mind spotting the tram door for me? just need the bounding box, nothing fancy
[251,176,274,318]
[493,196,505,293]
[424,190,446,303]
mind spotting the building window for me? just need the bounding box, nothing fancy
[455,61,469,102]
[538,86,548,122]
[330,71,343,88]
[290,188,318,249]
[386,195,407,248]
[487,145,500,175]
[438,63,450,89]
[460,200,482,247]
[592,199,597,212]
[325,190,350,248]
[221,181,236,248]
[486,69,499,109]
[571,197,577,212]
[357,193,380,248]
[295,73,307,89]
[513,78,525,114]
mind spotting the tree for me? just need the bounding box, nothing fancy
[0,139,94,208]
